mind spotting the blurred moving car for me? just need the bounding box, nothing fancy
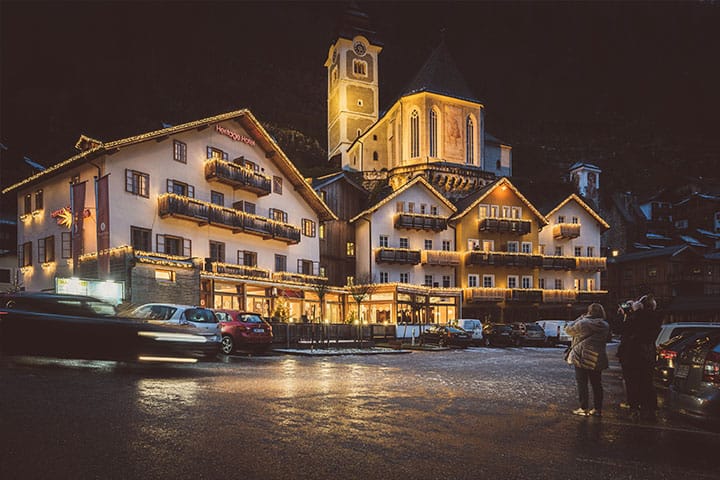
[654,330,714,389]
[455,319,484,346]
[654,322,720,347]
[129,303,221,334]
[537,320,570,346]
[418,325,472,348]
[0,293,220,362]
[214,310,273,354]
[482,323,513,347]
[667,331,720,427]
[510,322,548,347]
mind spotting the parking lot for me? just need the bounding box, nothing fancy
[1,344,718,479]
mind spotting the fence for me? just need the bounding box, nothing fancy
[269,322,399,346]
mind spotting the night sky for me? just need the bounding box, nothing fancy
[2,1,720,198]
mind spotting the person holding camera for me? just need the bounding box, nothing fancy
[616,294,661,420]
[565,303,610,417]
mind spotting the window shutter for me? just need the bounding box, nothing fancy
[38,239,45,263]
[156,234,165,253]
[47,236,55,262]
[166,179,173,193]
[18,245,23,268]
[183,238,192,256]
[188,185,195,198]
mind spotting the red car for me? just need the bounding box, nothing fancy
[214,310,273,354]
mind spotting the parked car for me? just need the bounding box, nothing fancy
[0,292,220,362]
[654,330,713,389]
[418,325,473,348]
[537,320,570,346]
[455,319,484,346]
[666,330,720,427]
[510,322,548,346]
[655,322,720,347]
[129,303,221,335]
[214,310,273,354]
[482,323,514,347]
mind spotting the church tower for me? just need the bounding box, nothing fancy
[569,162,602,208]
[325,4,382,168]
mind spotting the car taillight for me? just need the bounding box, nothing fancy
[659,349,677,360]
[702,351,720,384]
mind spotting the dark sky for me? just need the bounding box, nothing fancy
[2,1,720,193]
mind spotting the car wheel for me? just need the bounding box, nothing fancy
[221,335,235,355]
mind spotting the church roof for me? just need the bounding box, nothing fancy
[335,2,382,46]
[397,39,480,104]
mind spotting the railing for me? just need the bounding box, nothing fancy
[507,289,544,302]
[466,251,543,267]
[421,250,461,266]
[576,291,609,303]
[575,257,607,271]
[478,218,532,235]
[209,261,271,279]
[552,223,581,239]
[273,271,328,284]
[466,288,510,302]
[542,290,578,303]
[542,256,577,270]
[375,248,422,265]
[395,213,447,231]
[158,194,301,244]
[204,159,271,196]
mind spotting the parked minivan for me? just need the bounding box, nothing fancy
[537,320,570,346]
[455,319,484,346]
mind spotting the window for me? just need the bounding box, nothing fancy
[482,240,494,252]
[61,232,71,259]
[0,269,10,283]
[468,239,481,251]
[211,191,224,206]
[273,176,283,194]
[424,275,433,287]
[558,215,565,224]
[424,239,433,250]
[23,194,32,214]
[353,59,367,76]
[522,276,533,289]
[206,146,228,160]
[554,246,563,256]
[302,219,316,237]
[346,242,356,256]
[410,110,420,157]
[554,279,563,290]
[490,205,499,217]
[538,244,545,255]
[502,206,511,218]
[507,276,518,289]
[521,242,532,254]
[275,254,287,272]
[400,273,409,283]
[396,201,405,212]
[270,208,288,223]
[572,217,579,224]
[420,204,427,214]
[408,202,415,213]
[442,240,451,251]
[478,204,489,218]
[155,270,175,282]
[131,226,152,251]
[298,259,314,275]
[399,238,409,249]
[373,151,379,161]
[319,224,325,239]
[574,246,582,257]
[346,276,354,286]
[35,190,44,210]
[209,241,225,263]
[242,201,256,215]
[379,272,388,283]
[173,140,187,163]
[319,266,326,278]
[442,275,451,288]
[507,241,518,253]
[468,274,479,288]
[379,235,388,247]
[587,246,594,257]
[167,179,194,197]
[482,275,495,288]
[465,116,474,164]
[238,250,257,267]
[38,236,55,263]
[319,190,327,202]
[19,242,32,267]
[126,170,149,197]
[429,109,438,157]
[156,234,191,256]
[431,205,438,215]
[647,265,657,278]
[538,278,545,289]
[511,207,521,219]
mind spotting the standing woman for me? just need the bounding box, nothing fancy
[565,303,610,416]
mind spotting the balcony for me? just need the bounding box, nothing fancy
[575,257,607,271]
[422,250,461,266]
[552,223,581,239]
[478,218,531,235]
[395,213,447,231]
[466,251,543,268]
[542,256,577,270]
[542,290,578,303]
[466,288,509,303]
[158,194,301,244]
[576,291,609,303]
[507,289,543,303]
[273,271,328,284]
[209,262,271,280]
[204,159,271,196]
[375,248,421,265]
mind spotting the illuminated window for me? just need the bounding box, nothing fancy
[35,190,44,211]
[465,116,474,165]
[131,226,151,251]
[400,273,409,283]
[19,242,32,267]
[647,265,657,278]
[155,270,175,282]
[429,109,438,157]
[211,191,224,206]
[302,219,316,237]
[125,170,149,197]
[173,140,187,163]
[270,208,288,223]
[209,241,225,263]
[156,234,190,256]
[410,110,420,157]
[511,207,522,219]
[273,176,283,194]
[206,146,228,160]
[61,232,71,259]
[346,276,354,286]
[167,179,194,197]
[319,190,327,202]
[319,224,325,239]
[346,242,355,256]
[319,266,326,278]
[38,236,55,263]
[275,254,287,272]
[23,194,31,214]
[482,275,495,288]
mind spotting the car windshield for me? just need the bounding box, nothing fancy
[184,308,218,323]
[238,314,263,323]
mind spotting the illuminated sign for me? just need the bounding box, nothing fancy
[215,125,256,146]
[51,206,90,229]
[56,277,125,305]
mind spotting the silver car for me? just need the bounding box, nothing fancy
[130,303,222,344]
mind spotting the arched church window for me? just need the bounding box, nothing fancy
[373,151,379,161]
[429,109,438,157]
[465,116,474,165]
[410,110,420,158]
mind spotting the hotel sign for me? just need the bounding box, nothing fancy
[215,125,256,146]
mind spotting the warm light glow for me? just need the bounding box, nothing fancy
[612,250,619,257]
[138,356,198,364]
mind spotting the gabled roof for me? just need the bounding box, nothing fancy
[2,109,337,222]
[450,177,548,225]
[607,245,690,264]
[311,171,367,195]
[569,162,601,173]
[349,176,455,223]
[544,193,610,230]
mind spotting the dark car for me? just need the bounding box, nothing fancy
[482,323,514,347]
[510,322,548,347]
[0,292,221,363]
[214,310,273,354]
[654,330,713,389]
[667,331,720,427]
[418,325,472,348]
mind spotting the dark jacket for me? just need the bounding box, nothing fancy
[617,308,661,368]
[565,316,610,370]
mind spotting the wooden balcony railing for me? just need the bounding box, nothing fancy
[576,291,609,303]
[208,262,271,280]
[273,271,328,284]
[466,251,543,268]
[542,256,577,270]
[466,288,510,302]
[478,218,531,235]
[421,250,461,266]
[204,159,271,196]
[395,213,447,231]
[552,223,581,239]
[575,257,607,271]
[375,248,421,265]
[542,289,578,303]
[507,289,544,302]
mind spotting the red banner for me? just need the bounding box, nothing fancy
[96,174,110,277]
[71,181,87,272]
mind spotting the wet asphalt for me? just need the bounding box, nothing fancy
[1,343,718,480]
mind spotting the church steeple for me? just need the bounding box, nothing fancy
[325,3,382,167]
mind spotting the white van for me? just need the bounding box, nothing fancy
[455,319,484,346]
[537,320,570,346]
